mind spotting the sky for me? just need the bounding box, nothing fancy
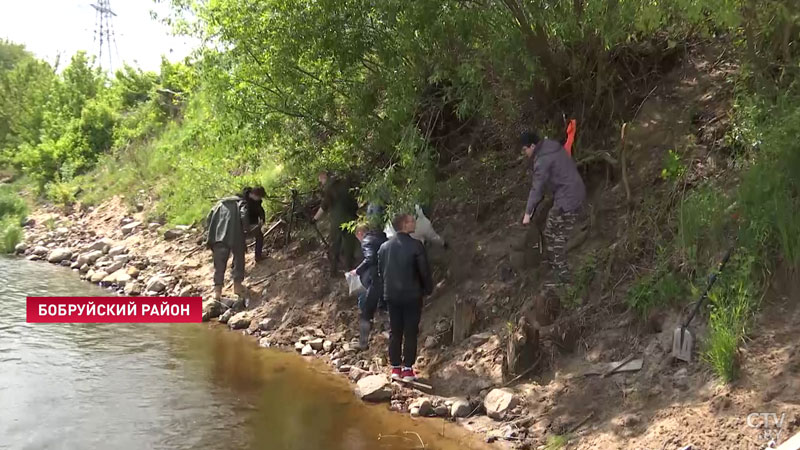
[0,0,198,72]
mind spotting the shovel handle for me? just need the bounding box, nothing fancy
[683,247,734,328]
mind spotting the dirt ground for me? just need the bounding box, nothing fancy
[18,41,800,449]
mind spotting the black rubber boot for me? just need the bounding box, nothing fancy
[358,319,372,350]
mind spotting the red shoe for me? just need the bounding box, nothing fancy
[401,367,416,382]
[390,367,402,380]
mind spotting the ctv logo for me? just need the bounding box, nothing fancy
[746,412,786,443]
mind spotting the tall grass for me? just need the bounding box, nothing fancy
[0,185,27,253]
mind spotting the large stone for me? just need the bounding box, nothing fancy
[484,389,519,420]
[126,266,140,278]
[32,246,49,256]
[77,250,104,265]
[410,398,433,417]
[258,318,276,331]
[14,243,27,254]
[124,282,142,296]
[121,221,142,235]
[228,311,253,330]
[309,338,325,351]
[55,227,70,235]
[79,263,90,274]
[218,309,233,324]
[355,375,392,402]
[105,262,124,274]
[148,223,161,231]
[301,344,314,356]
[323,340,333,352]
[113,255,129,264]
[348,367,369,382]
[102,269,131,287]
[88,238,114,252]
[108,245,127,257]
[145,276,167,293]
[163,229,183,240]
[202,300,222,322]
[450,398,471,418]
[90,270,109,283]
[47,248,72,263]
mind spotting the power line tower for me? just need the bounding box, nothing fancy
[91,1,119,70]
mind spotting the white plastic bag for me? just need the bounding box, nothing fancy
[384,221,397,239]
[345,271,366,296]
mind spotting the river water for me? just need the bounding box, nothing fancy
[0,257,486,450]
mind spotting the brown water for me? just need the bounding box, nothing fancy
[0,256,487,450]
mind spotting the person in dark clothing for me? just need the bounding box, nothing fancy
[378,213,434,382]
[313,171,359,275]
[205,196,250,300]
[351,224,388,350]
[519,131,587,290]
[239,186,267,262]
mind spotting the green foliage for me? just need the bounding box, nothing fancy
[543,434,570,450]
[0,218,22,253]
[566,251,599,307]
[678,186,729,267]
[627,268,688,317]
[661,149,686,182]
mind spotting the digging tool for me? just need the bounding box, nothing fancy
[671,247,734,362]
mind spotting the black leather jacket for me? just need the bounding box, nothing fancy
[378,232,434,304]
[355,230,388,288]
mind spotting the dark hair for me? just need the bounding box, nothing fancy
[520,131,540,147]
[392,213,412,232]
[251,186,266,197]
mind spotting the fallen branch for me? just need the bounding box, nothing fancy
[503,354,542,387]
[602,354,636,378]
[568,411,595,433]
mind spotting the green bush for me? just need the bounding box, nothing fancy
[626,269,688,317]
[0,217,22,253]
[0,185,27,219]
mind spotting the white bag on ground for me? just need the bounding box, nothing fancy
[345,271,366,296]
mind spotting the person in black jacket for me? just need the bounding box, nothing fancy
[239,186,267,262]
[350,223,388,350]
[378,213,434,382]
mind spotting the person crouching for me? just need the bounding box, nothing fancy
[378,213,433,382]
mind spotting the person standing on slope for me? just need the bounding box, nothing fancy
[313,171,359,275]
[205,195,251,301]
[238,186,267,262]
[378,213,434,382]
[519,131,586,291]
[350,222,388,350]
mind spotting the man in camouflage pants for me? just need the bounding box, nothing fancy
[519,131,586,290]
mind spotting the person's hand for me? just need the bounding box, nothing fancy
[348,269,357,276]
[522,213,531,225]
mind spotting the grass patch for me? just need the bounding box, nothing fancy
[0,218,23,253]
[565,250,599,307]
[543,434,570,450]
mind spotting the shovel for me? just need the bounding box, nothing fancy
[672,247,734,362]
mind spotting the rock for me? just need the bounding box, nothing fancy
[90,270,109,283]
[60,260,71,267]
[55,227,69,235]
[323,340,333,352]
[32,246,49,256]
[145,276,167,293]
[14,243,27,254]
[148,223,161,231]
[202,300,222,322]
[23,218,35,227]
[124,282,142,295]
[178,285,193,296]
[424,335,438,349]
[79,264,90,273]
[47,248,72,263]
[105,262,124,274]
[108,245,126,257]
[348,367,369,382]
[95,257,111,267]
[309,338,325,351]
[258,318,276,331]
[410,398,433,417]
[70,261,81,269]
[258,337,271,348]
[451,398,471,418]
[120,217,134,225]
[484,389,519,420]
[228,311,253,330]
[163,229,183,240]
[355,375,392,402]
[614,413,641,429]
[136,203,144,212]
[410,407,420,417]
[77,250,104,265]
[126,266,140,278]
[88,238,114,252]
[102,269,131,287]
[434,405,450,417]
[26,254,42,261]
[121,221,142,235]
[301,344,314,356]
[218,309,233,324]
[294,342,305,352]
[112,255,129,264]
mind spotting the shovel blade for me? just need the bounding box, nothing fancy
[672,327,694,362]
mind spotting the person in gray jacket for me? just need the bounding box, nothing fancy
[520,131,586,289]
[205,196,250,300]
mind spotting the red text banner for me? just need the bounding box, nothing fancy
[26,297,203,323]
